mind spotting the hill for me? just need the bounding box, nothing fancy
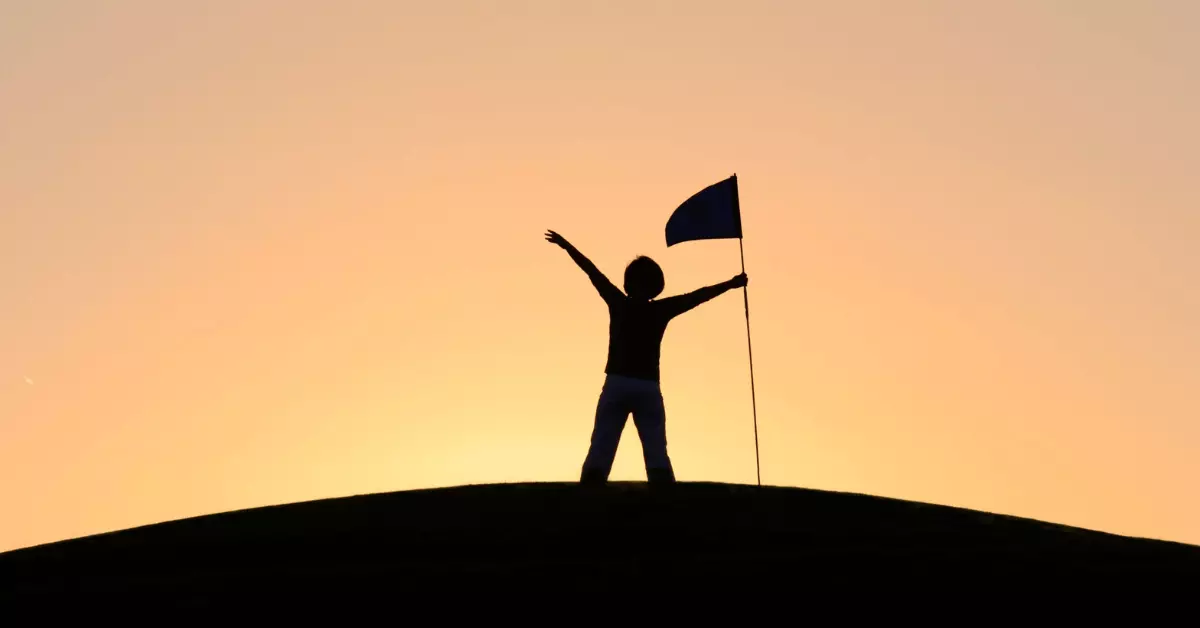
[3,482,1197,608]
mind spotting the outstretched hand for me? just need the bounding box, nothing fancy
[729,272,749,288]
[545,229,570,249]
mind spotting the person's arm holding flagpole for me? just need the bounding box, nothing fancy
[545,230,625,305]
[658,273,748,319]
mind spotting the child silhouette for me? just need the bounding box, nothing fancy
[545,229,748,484]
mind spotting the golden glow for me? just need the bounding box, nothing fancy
[2,2,1197,550]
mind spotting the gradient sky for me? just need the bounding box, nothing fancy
[3,1,1198,551]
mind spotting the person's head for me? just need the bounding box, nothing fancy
[624,256,665,301]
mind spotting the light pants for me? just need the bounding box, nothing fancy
[580,374,676,483]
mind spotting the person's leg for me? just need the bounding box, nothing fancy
[580,378,630,484]
[631,384,675,483]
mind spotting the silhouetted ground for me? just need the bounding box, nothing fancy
[3,482,1197,611]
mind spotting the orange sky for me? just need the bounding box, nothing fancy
[2,1,1198,551]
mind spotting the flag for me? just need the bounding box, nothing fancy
[665,174,742,247]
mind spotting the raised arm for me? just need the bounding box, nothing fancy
[657,273,748,319]
[545,230,624,305]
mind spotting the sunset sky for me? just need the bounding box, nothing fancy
[3,1,1197,551]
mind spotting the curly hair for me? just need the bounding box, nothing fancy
[623,256,665,300]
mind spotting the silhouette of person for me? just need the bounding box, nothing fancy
[545,230,748,484]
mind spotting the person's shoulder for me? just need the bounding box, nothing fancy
[648,298,675,315]
[607,293,631,309]
[649,294,691,319]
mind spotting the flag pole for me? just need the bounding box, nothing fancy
[738,236,761,487]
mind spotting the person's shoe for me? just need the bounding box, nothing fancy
[646,467,676,484]
[579,467,608,485]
